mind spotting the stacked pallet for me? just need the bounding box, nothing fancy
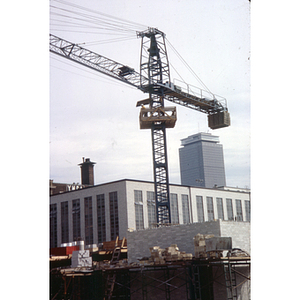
[149,246,165,264]
[193,234,215,258]
[149,244,193,264]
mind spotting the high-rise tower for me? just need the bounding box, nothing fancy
[179,133,226,188]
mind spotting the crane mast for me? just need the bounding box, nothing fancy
[137,28,173,225]
[50,29,230,228]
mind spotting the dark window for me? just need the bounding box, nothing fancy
[147,191,156,228]
[61,201,69,243]
[72,199,81,241]
[134,190,144,230]
[207,197,214,221]
[245,200,251,222]
[196,196,204,222]
[170,193,179,224]
[50,204,57,248]
[109,192,119,241]
[97,194,106,243]
[84,197,93,244]
[226,199,234,220]
[217,198,224,220]
[236,199,243,221]
[182,194,190,224]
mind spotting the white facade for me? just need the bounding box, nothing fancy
[50,179,250,248]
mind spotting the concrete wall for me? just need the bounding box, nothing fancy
[127,220,251,262]
[220,220,251,254]
[127,221,221,262]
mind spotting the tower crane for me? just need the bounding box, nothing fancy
[50,28,230,227]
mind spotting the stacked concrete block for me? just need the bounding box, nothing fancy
[149,246,165,264]
[71,250,92,268]
[164,244,180,262]
[194,234,215,258]
[148,244,193,264]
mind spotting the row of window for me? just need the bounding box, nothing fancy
[134,190,251,230]
[50,190,250,248]
[50,192,119,248]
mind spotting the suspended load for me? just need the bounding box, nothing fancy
[139,106,177,129]
[208,111,231,129]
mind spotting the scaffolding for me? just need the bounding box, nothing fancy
[50,256,250,300]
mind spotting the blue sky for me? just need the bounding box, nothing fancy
[49,0,250,188]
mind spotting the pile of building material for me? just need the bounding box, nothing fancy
[194,234,232,259]
[149,244,192,264]
[71,250,92,268]
[194,234,215,258]
[149,246,165,264]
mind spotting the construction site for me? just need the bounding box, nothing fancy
[50,234,250,300]
[49,2,250,299]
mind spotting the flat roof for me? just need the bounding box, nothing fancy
[50,178,250,196]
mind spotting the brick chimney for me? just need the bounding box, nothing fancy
[78,157,96,186]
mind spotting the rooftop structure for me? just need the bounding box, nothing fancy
[78,157,96,186]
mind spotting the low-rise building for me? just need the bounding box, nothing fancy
[50,178,250,249]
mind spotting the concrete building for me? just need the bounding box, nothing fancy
[179,132,226,188]
[50,178,250,249]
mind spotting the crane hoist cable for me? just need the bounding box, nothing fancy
[166,38,213,95]
[50,8,139,34]
[50,0,147,32]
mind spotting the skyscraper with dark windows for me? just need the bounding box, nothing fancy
[179,132,226,188]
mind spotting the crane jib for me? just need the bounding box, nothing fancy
[49,34,147,92]
[49,34,230,128]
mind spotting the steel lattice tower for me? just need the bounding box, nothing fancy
[138,28,172,225]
